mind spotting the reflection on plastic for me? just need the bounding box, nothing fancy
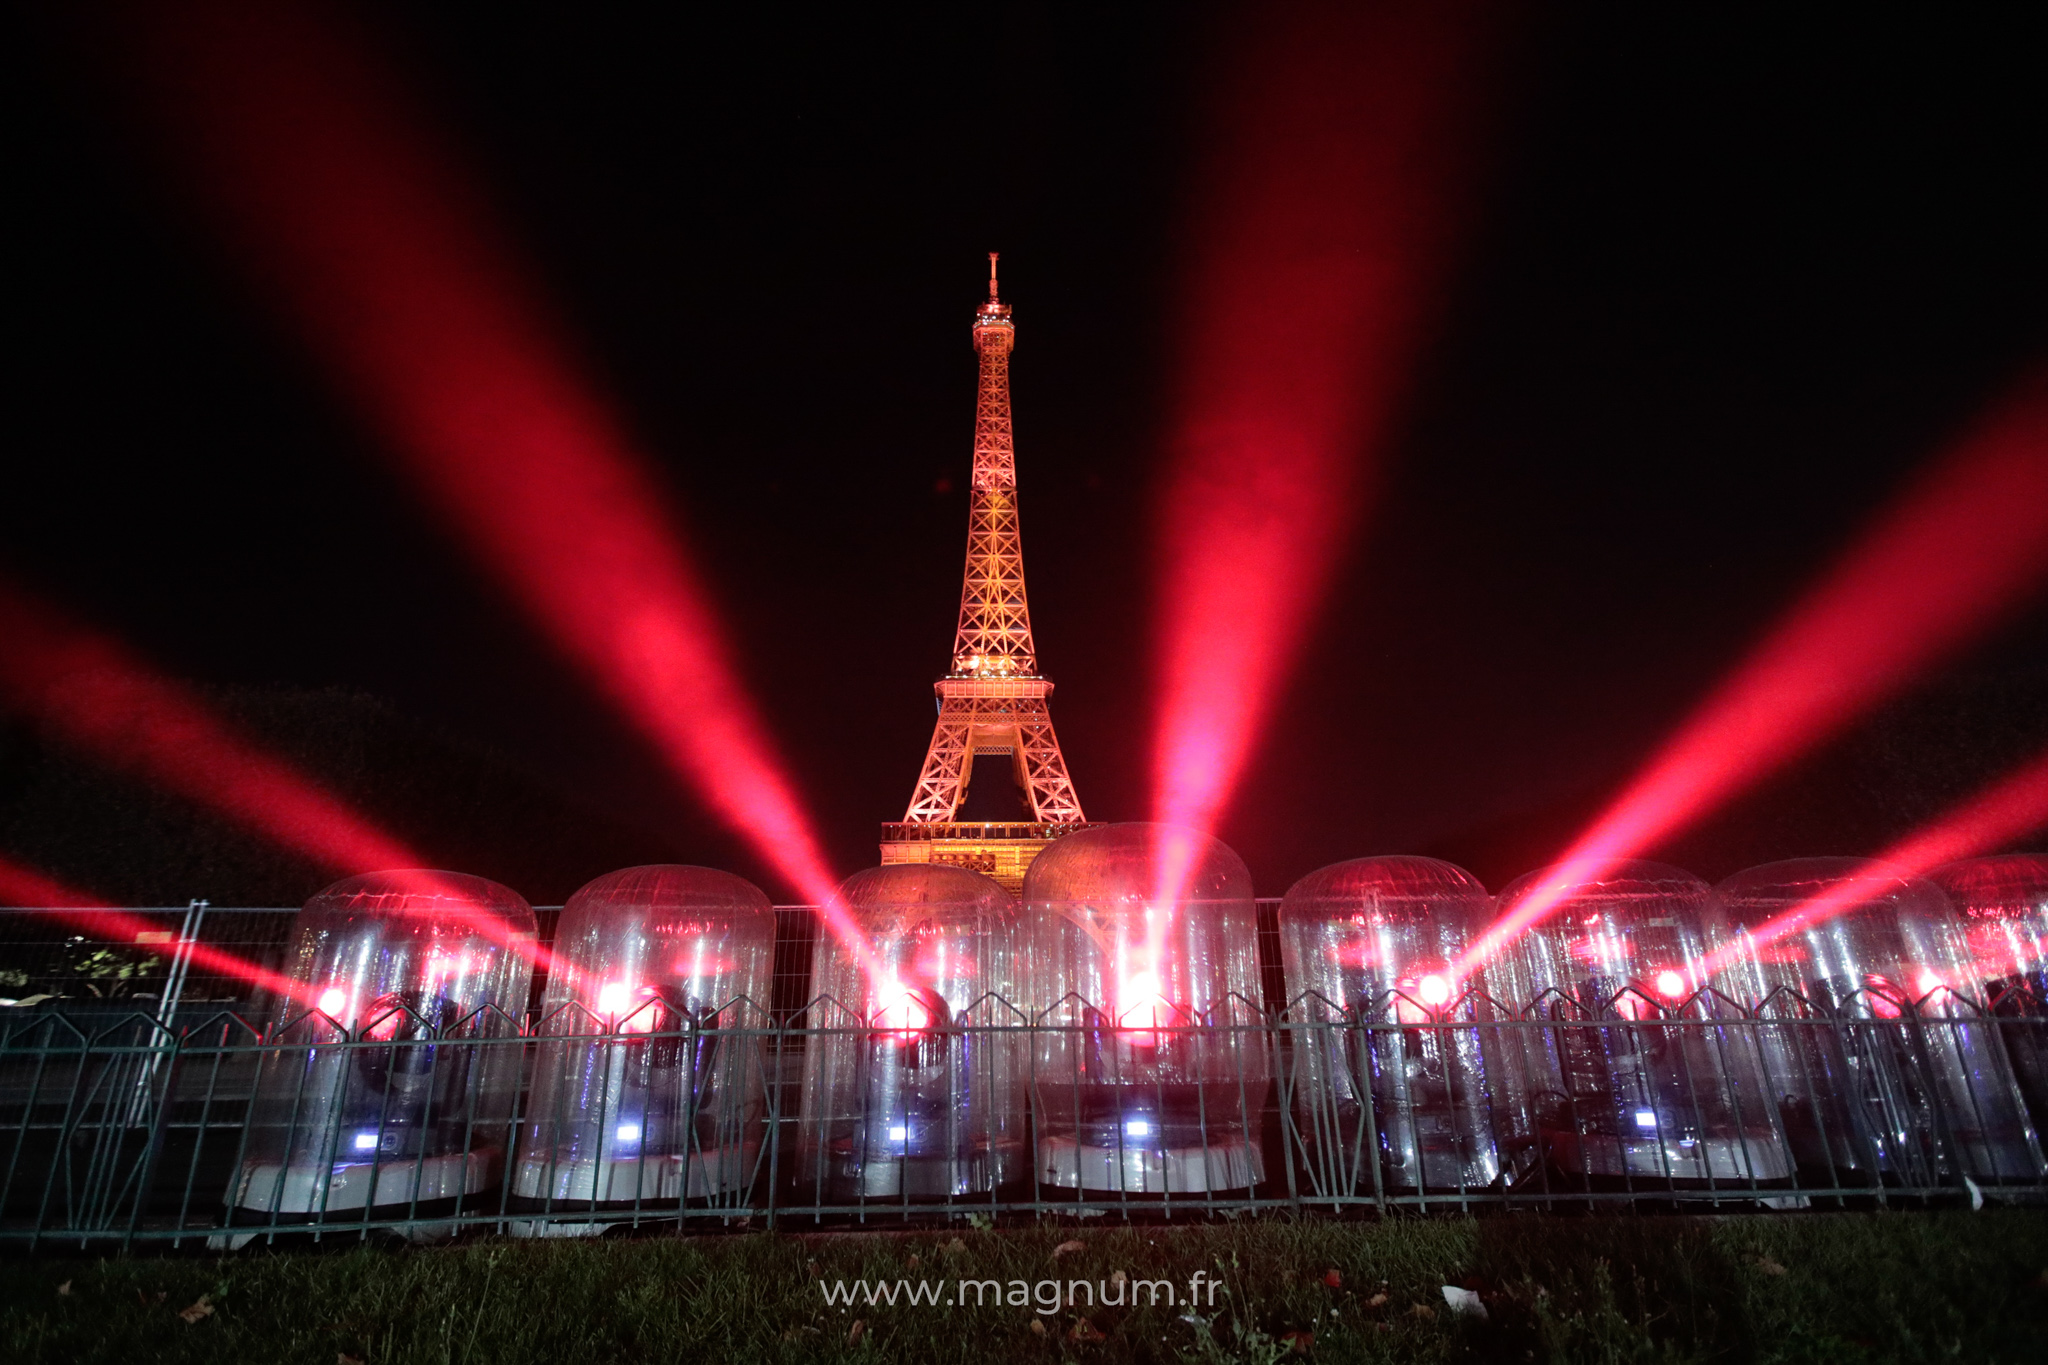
[230,871,534,1229]
[1488,861,1792,1193]
[512,865,774,1228]
[798,864,1024,1201]
[1023,824,1268,1194]
[1278,855,1505,1197]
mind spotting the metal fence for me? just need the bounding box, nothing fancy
[2,905,2043,1248]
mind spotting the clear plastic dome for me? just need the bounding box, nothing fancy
[1928,855,2048,1011]
[1929,855,2048,1143]
[797,863,1022,1201]
[1277,856,1505,1196]
[512,865,775,1223]
[1490,859,1790,1191]
[1021,823,1268,1194]
[232,870,537,1225]
[1711,857,2044,1187]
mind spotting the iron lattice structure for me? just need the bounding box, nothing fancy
[884,258,1087,888]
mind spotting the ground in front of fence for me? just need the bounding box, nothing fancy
[3,1210,2046,1364]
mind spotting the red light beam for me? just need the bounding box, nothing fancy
[112,2,875,973]
[1150,1,1500,868]
[1701,743,2048,973]
[1458,374,2048,977]
[0,852,310,1006]
[0,579,419,876]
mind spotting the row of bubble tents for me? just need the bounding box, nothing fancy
[226,824,2048,1233]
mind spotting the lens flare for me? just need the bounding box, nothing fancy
[1459,374,2048,976]
[112,1,875,976]
[1149,1,1500,855]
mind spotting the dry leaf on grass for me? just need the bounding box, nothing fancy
[178,1295,215,1324]
[1754,1257,1788,1277]
[338,1355,366,1365]
[1409,1303,1436,1321]
[806,1258,821,1278]
[1365,1292,1389,1309]
[1029,1320,1048,1337]
[1052,1239,1086,1260]
[1280,1327,1314,1354]
[848,1319,867,1346]
[907,1254,921,1269]
[1068,1318,1106,1343]
[1322,1268,1342,1289]
[943,1238,967,1257]
[1109,1269,1126,1288]
[1440,1286,1487,1320]
[55,1281,71,1297]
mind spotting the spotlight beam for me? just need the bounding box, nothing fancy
[0,853,309,1006]
[1148,1,1498,914]
[0,579,419,875]
[1457,375,2048,977]
[112,3,878,973]
[1700,743,2048,972]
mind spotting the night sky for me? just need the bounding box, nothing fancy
[7,5,2048,905]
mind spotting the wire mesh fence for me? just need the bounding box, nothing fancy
[1,904,2043,1248]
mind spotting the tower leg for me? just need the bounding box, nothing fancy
[904,712,973,822]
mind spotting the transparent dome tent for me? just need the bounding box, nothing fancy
[510,865,775,1232]
[796,864,1025,1202]
[1277,856,1508,1199]
[1488,860,1791,1194]
[1022,823,1268,1194]
[228,871,535,1235]
[1929,855,2048,1139]
[1710,858,2044,1190]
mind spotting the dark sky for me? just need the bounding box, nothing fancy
[6,4,2048,904]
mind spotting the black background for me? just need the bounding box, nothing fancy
[5,4,2048,905]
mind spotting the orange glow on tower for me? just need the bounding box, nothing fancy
[882,257,1090,890]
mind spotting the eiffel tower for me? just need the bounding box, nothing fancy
[880,255,1090,891]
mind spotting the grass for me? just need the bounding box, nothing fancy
[3,1210,2046,1364]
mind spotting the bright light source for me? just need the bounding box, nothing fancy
[1124,1118,1152,1139]
[887,1125,909,1143]
[1915,969,1946,997]
[1418,973,1451,1006]
[317,987,348,1016]
[353,1131,380,1151]
[1653,970,1686,999]
[615,1123,641,1144]
[873,983,934,1038]
[596,981,632,1017]
[1633,1110,1658,1130]
[1118,971,1165,1023]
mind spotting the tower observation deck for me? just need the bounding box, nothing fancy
[880,255,1091,890]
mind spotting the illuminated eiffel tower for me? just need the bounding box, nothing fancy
[880,255,1090,891]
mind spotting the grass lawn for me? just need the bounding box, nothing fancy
[3,1210,2046,1363]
